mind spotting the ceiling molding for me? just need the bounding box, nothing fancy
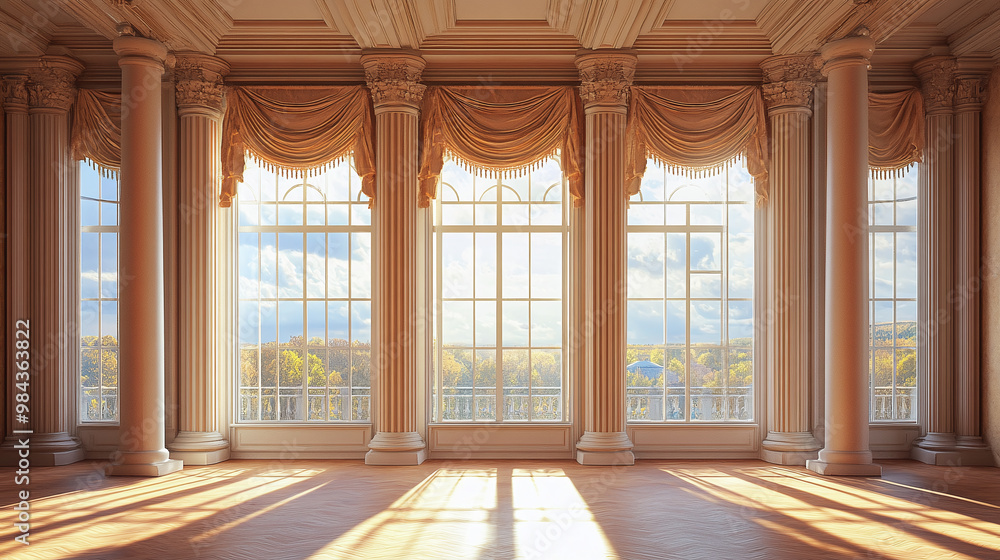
[757,0,936,56]
[315,0,453,49]
[946,5,1000,60]
[548,0,674,50]
[0,0,60,56]
[59,0,233,54]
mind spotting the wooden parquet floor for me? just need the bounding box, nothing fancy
[0,459,998,559]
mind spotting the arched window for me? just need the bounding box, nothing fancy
[236,157,372,422]
[626,160,754,422]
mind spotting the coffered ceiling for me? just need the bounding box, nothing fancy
[0,0,997,86]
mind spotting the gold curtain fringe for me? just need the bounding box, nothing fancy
[650,151,741,180]
[84,157,120,180]
[869,161,917,180]
[445,147,558,181]
[245,148,349,179]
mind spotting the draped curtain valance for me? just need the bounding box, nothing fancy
[869,88,924,176]
[72,89,121,175]
[221,86,375,207]
[625,86,769,203]
[417,86,584,208]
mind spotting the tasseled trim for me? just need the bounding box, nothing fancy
[84,158,120,180]
[870,161,917,179]
[445,147,559,180]
[245,147,351,179]
[649,150,741,179]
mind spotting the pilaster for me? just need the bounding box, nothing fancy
[760,54,822,465]
[0,59,87,467]
[912,55,960,464]
[166,53,231,466]
[360,51,427,465]
[574,50,636,466]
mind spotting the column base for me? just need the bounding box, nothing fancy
[806,460,882,476]
[365,448,427,465]
[917,432,958,450]
[0,433,85,466]
[575,431,634,465]
[168,431,231,465]
[910,445,995,466]
[366,431,427,465]
[761,431,821,465]
[576,450,635,466]
[106,459,184,477]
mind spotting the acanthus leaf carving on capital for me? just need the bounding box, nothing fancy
[955,75,987,107]
[2,75,28,107]
[761,54,818,111]
[914,56,956,112]
[173,55,227,111]
[363,58,427,107]
[26,65,77,112]
[576,54,636,107]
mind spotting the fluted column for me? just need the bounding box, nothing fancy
[166,53,230,465]
[806,32,881,477]
[574,51,636,466]
[106,35,182,477]
[912,55,959,463]
[361,51,427,465]
[0,60,88,467]
[0,75,50,465]
[921,60,994,465]
[760,55,822,465]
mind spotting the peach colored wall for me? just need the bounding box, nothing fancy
[982,66,1000,465]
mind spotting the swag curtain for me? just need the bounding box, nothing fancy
[417,86,584,208]
[626,86,770,203]
[869,88,924,176]
[220,86,375,207]
[71,89,121,175]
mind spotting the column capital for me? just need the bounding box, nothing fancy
[25,56,83,113]
[359,50,426,109]
[114,35,168,68]
[173,52,229,114]
[819,32,875,75]
[2,74,28,110]
[913,55,956,114]
[575,49,637,109]
[761,54,819,112]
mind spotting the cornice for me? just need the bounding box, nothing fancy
[549,0,674,50]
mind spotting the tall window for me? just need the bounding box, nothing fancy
[869,166,918,421]
[236,157,371,422]
[625,160,754,422]
[80,162,120,422]
[432,157,569,422]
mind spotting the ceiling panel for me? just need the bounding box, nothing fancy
[454,0,547,20]
[221,0,326,20]
[664,0,770,20]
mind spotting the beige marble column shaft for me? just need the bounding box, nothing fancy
[912,56,959,462]
[760,55,822,465]
[107,35,182,477]
[806,32,881,477]
[361,51,427,465]
[574,50,636,466]
[166,53,231,466]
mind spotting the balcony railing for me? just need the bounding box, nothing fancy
[238,387,370,421]
[438,387,562,421]
[872,385,917,421]
[626,386,753,421]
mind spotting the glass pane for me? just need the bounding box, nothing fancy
[628,233,665,299]
[502,301,529,347]
[530,233,562,299]
[628,300,664,346]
